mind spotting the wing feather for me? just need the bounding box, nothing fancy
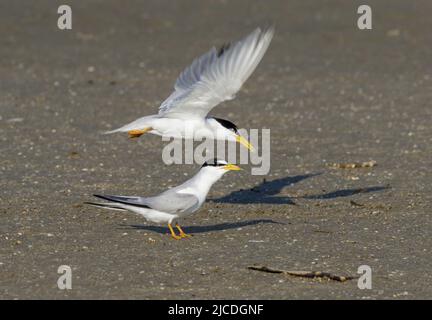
[92,193,198,214]
[158,26,274,119]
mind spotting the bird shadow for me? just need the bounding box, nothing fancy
[301,186,390,200]
[209,173,389,204]
[209,173,321,205]
[119,219,282,235]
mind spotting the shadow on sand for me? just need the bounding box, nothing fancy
[209,173,321,205]
[302,186,389,200]
[120,219,282,235]
[210,173,389,204]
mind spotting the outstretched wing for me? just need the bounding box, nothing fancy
[158,26,274,119]
[93,193,198,214]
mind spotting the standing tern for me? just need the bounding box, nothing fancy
[85,159,241,240]
[106,26,274,151]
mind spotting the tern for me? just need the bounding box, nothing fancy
[106,26,274,151]
[85,159,241,240]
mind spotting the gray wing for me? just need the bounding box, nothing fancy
[93,193,199,214]
[144,192,199,214]
[158,26,274,119]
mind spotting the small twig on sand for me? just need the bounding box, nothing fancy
[328,160,377,169]
[248,265,356,282]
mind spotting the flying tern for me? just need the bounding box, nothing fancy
[106,26,275,151]
[85,159,241,240]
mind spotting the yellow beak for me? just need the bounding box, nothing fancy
[223,164,242,171]
[236,135,254,151]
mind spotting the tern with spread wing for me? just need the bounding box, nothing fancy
[85,159,241,240]
[106,27,274,150]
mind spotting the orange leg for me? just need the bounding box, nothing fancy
[128,127,152,138]
[176,224,192,238]
[168,223,182,240]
